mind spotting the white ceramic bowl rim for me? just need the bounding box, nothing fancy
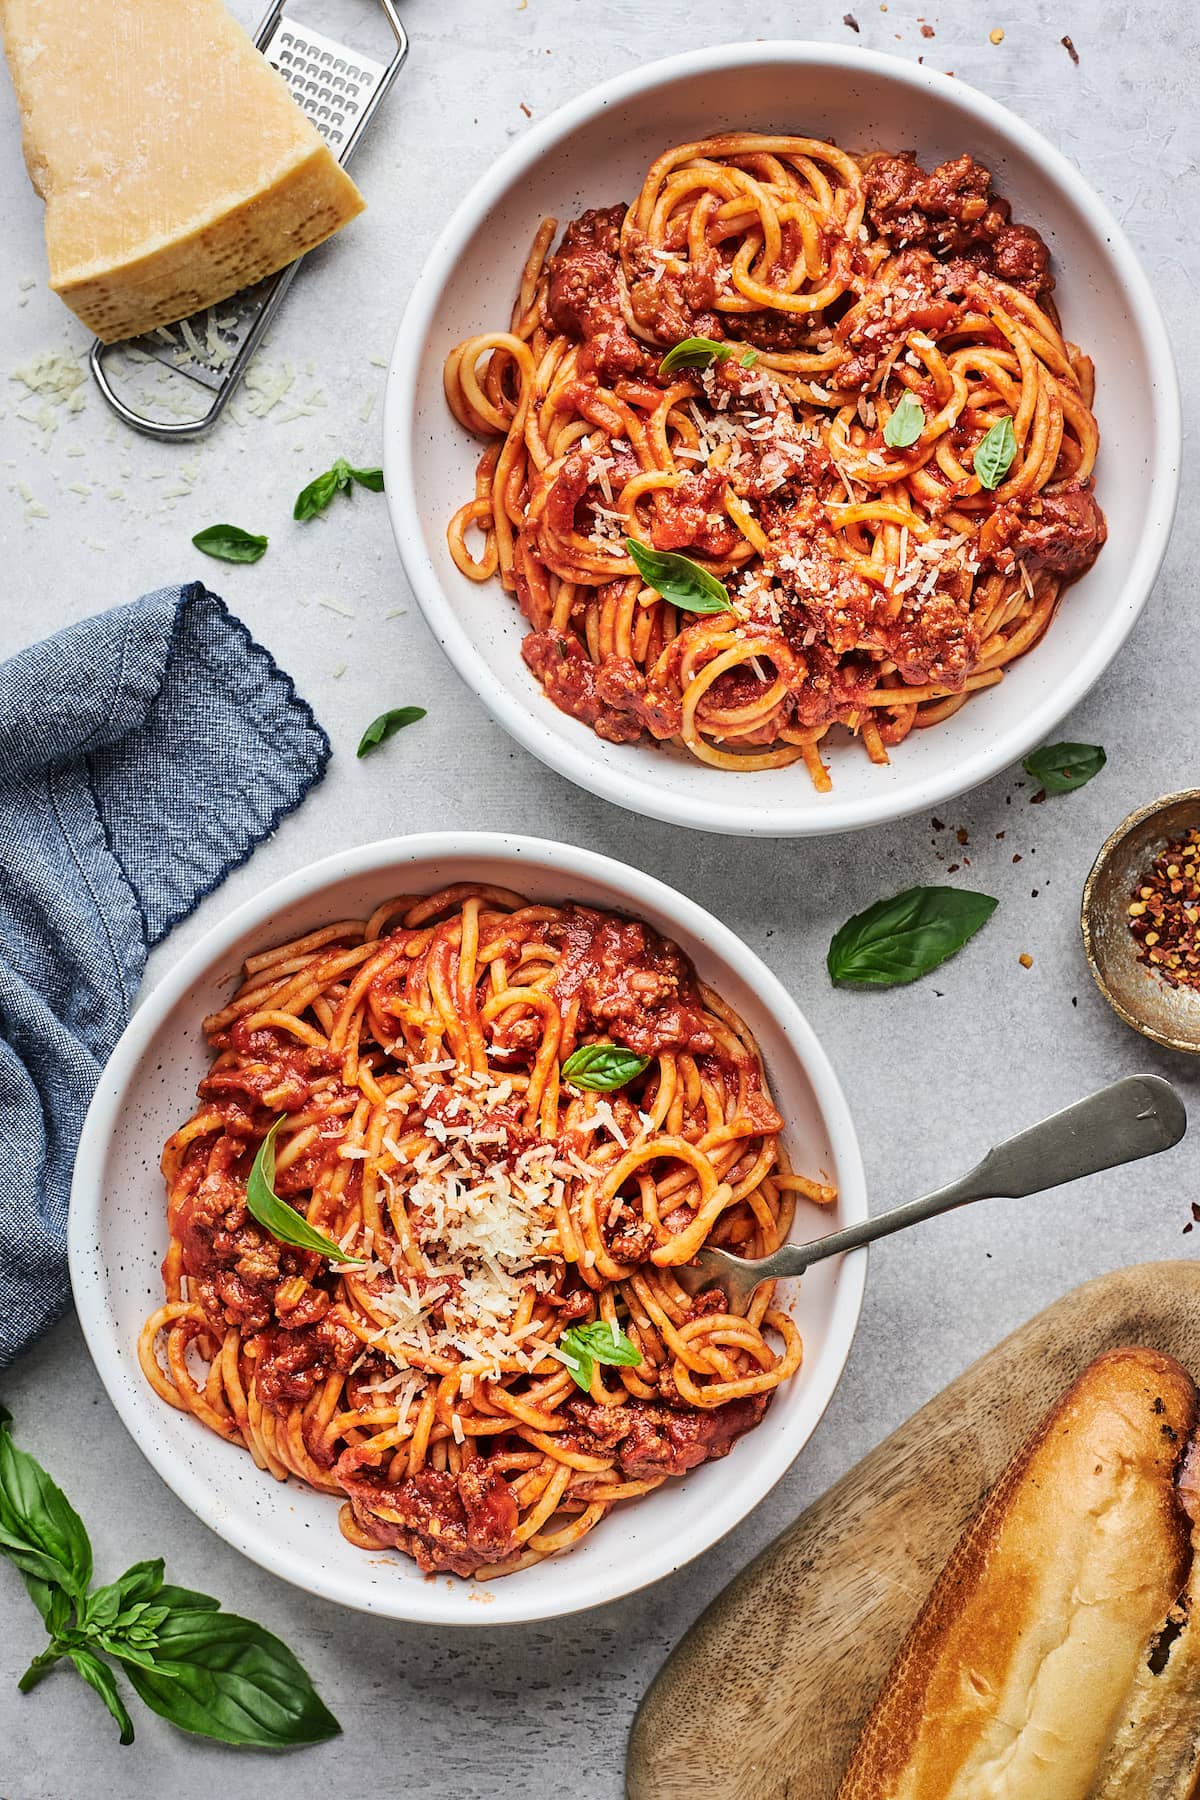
[69,832,867,1624]
[385,40,1181,839]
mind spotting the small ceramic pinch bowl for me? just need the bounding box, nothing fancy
[1082,790,1200,1054]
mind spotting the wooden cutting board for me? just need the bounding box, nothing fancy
[628,1261,1200,1800]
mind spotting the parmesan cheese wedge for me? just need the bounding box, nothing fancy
[0,0,365,342]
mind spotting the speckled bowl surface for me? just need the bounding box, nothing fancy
[1083,792,1200,1055]
[69,833,867,1624]
[385,41,1180,837]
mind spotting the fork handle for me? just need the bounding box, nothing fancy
[776,1074,1186,1277]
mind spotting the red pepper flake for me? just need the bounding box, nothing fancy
[843,11,860,28]
[519,101,532,117]
[955,827,969,846]
[1029,789,1047,804]
[921,22,935,35]
[1061,33,1079,63]
[1128,827,1200,991]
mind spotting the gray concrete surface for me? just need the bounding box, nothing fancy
[1,1,1197,1795]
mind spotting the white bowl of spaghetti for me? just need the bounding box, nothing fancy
[69,834,866,1624]
[385,42,1178,837]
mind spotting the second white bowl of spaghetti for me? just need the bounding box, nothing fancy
[385,42,1178,836]
[69,835,866,1624]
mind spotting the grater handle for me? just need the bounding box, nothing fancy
[89,0,409,442]
[89,260,305,440]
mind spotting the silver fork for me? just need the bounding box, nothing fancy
[673,1074,1187,1312]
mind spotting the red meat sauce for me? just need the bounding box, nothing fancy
[978,483,1107,582]
[861,151,1053,299]
[538,903,717,1057]
[334,1392,769,1576]
[170,910,778,1525]
[528,156,1101,748]
[338,1457,521,1577]
[543,155,1052,391]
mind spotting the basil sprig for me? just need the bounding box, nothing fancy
[625,538,731,615]
[191,524,268,563]
[974,416,1017,489]
[356,705,427,759]
[0,1406,339,1749]
[658,337,734,377]
[561,1043,651,1091]
[883,390,926,449]
[556,1321,643,1392]
[1022,741,1106,793]
[294,457,384,522]
[246,1119,359,1263]
[827,886,998,988]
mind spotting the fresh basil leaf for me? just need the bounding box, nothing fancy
[827,886,998,988]
[106,1601,172,1645]
[1021,741,1106,794]
[85,1560,163,1633]
[154,1584,220,1613]
[564,1321,643,1368]
[191,524,268,564]
[883,389,926,449]
[68,1649,136,1747]
[245,1120,359,1264]
[294,457,384,520]
[556,1321,642,1392]
[624,539,731,615]
[1,1410,337,1753]
[349,465,384,492]
[115,1559,165,1605]
[561,1043,651,1092]
[658,337,734,377]
[22,1573,71,1633]
[974,416,1017,490]
[122,1610,341,1749]
[554,1341,594,1391]
[0,1410,92,1600]
[739,350,759,368]
[293,468,340,521]
[85,1584,123,1632]
[356,705,427,760]
[94,1634,172,1677]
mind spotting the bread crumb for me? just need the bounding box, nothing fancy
[1019,952,1033,969]
[989,26,1005,42]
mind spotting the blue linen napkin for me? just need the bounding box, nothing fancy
[0,582,330,1366]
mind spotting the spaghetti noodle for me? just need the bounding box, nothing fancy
[445,137,1105,787]
[140,885,834,1579]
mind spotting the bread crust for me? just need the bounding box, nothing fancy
[836,1348,1198,1800]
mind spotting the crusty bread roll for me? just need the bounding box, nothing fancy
[837,1348,1200,1800]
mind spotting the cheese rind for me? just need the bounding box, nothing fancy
[0,0,365,341]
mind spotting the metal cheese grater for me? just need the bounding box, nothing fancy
[89,0,407,440]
